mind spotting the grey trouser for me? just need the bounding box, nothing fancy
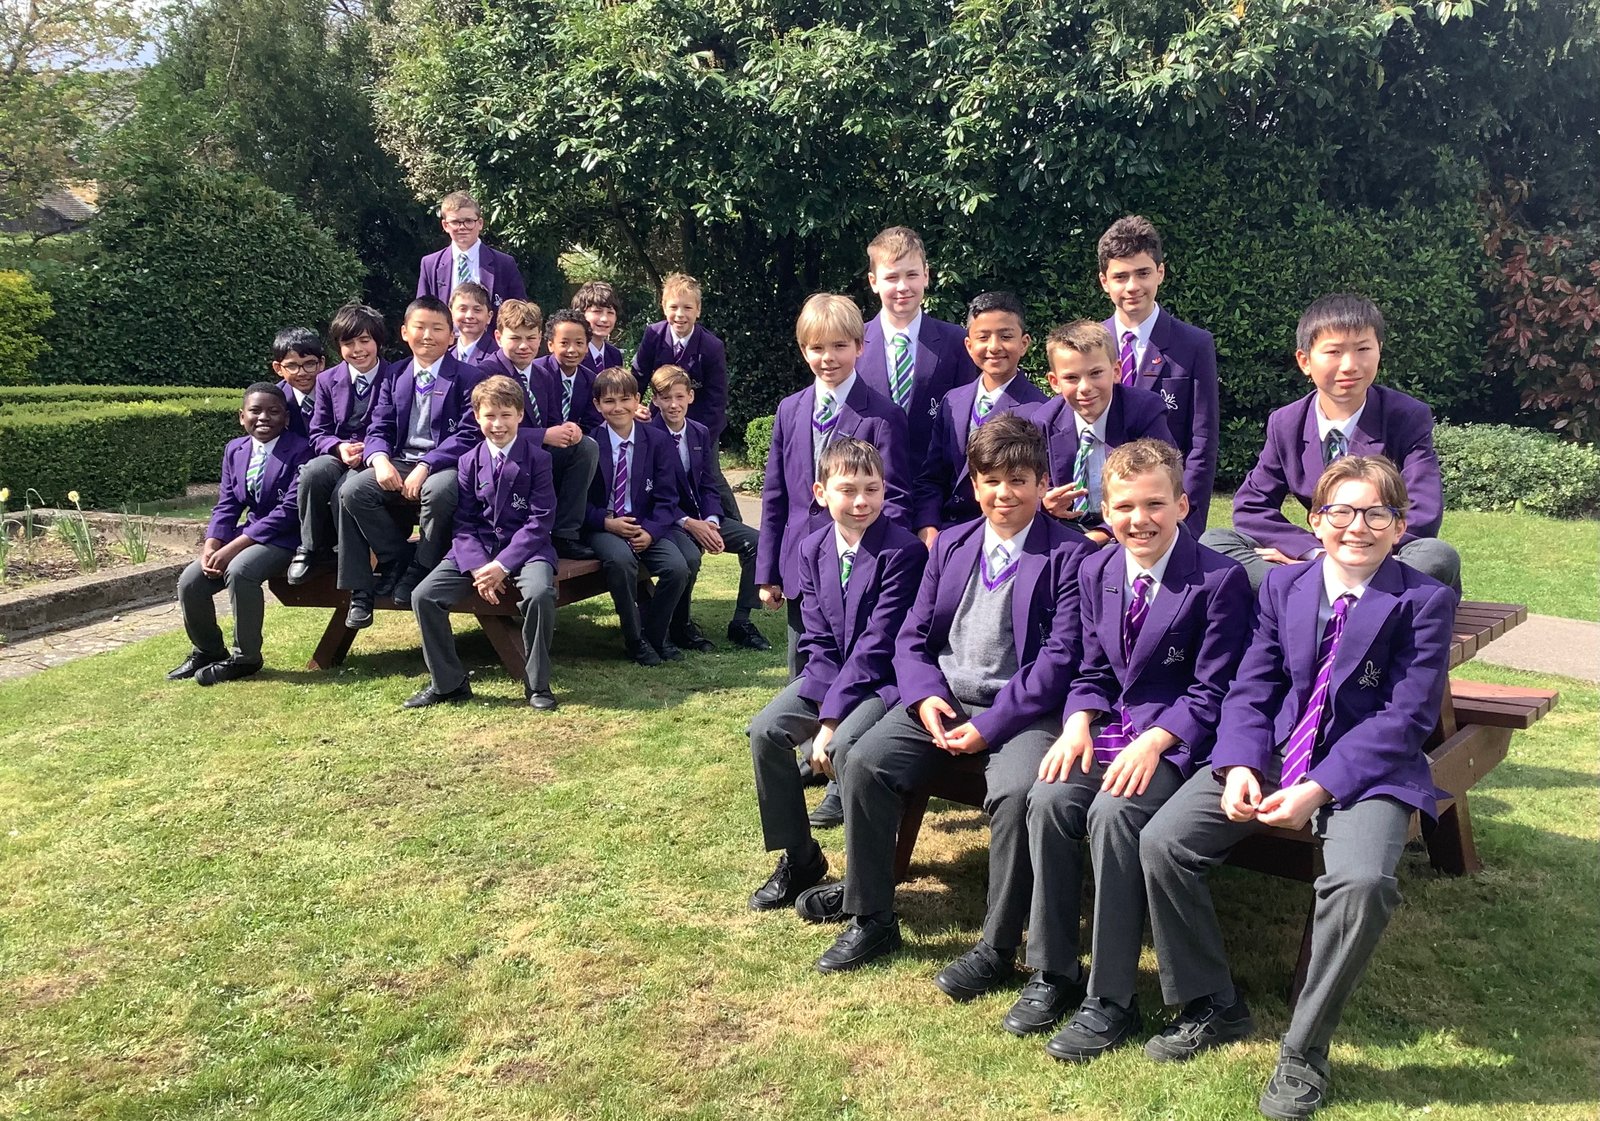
[1200,527,1462,593]
[296,454,348,556]
[178,543,293,661]
[337,463,458,591]
[413,558,556,695]
[841,703,1056,951]
[786,596,806,680]
[547,437,599,543]
[1141,767,1410,1053]
[665,518,761,629]
[1026,757,1186,1001]
[584,529,691,652]
[749,678,885,853]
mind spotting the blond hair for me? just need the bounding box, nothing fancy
[796,293,865,346]
[1103,438,1184,498]
[438,190,479,217]
[1311,454,1409,514]
[661,272,702,302]
[1045,320,1118,368]
[472,374,525,412]
[496,299,543,333]
[650,364,694,396]
[866,226,927,272]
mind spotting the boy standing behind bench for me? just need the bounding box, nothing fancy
[408,375,560,711]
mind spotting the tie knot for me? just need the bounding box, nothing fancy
[1333,592,1355,617]
[1122,330,1136,346]
[893,332,910,352]
[1133,573,1154,598]
[673,431,683,445]
[992,542,1009,567]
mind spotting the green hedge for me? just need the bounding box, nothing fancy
[0,270,52,385]
[0,384,239,408]
[0,404,196,507]
[744,415,775,478]
[1435,423,1600,518]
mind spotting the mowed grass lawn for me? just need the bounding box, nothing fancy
[2,534,1597,1118]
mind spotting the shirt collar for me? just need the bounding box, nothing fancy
[1074,405,1110,442]
[880,309,923,349]
[251,435,280,456]
[609,424,635,454]
[415,356,443,380]
[454,241,481,267]
[983,516,1034,562]
[1127,533,1180,590]
[670,325,695,348]
[1314,398,1366,441]
[350,362,378,380]
[1320,558,1369,605]
[834,524,863,560]
[664,420,688,438]
[1113,303,1162,349]
[976,373,1018,402]
[816,372,857,405]
[589,342,607,361]
[488,436,517,461]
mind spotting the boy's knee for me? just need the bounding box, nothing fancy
[1029,780,1090,838]
[1087,791,1141,840]
[1325,864,1399,911]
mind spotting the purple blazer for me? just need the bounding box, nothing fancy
[631,322,728,444]
[308,360,396,457]
[478,352,564,444]
[649,414,721,523]
[1017,386,1176,529]
[580,341,625,378]
[858,314,980,452]
[1232,385,1445,558]
[362,354,484,472]
[415,243,528,310]
[1064,530,1253,777]
[453,335,499,367]
[912,375,1049,530]
[583,421,682,542]
[276,380,317,441]
[796,516,928,722]
[531,353,602,435]
[1104,310,1218,533]
[1211,556,1454,817]
[755,378,912,597]
[894,515,1095,746]
[207,431,313,552]
[448,436,557,575]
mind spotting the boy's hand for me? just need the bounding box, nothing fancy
[942,721,988,755]
[631,528,654,552]
[685,519,723,553]
[198,538,223,576]
[372,456,403,492]
[1221,766,1263,822]
[544,423,583,449]
[338,441,365,467]
[1254,547,1296,566]
[634,403,653,422]
[917,526,938,548]
[1039,712,1096,781]
[811,722,837,779]
[204,536,248,577]
[401,463,431,501]
[1043,484,1087,519]
[472,561,509,604]
[1084,529,1112,546]
[1256,780,1330,830]
[759,584,784,609]
[916,696,959,749]
[1101,728,1176,798]
[604,515,642,539]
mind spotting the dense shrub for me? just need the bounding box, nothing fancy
[743,415,775,478]
[1435,422,1600,518]
[0,385,239,408]
[0,404,195,507]
[0,270,52,385]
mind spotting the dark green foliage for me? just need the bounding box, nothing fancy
[743,415,774,478]
[0,385,238,408]
[0,404,196,507]
[37,159,363,388]
[0,270,52,385]
[1435,422,1600,519]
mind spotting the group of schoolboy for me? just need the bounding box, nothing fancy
[743,218,1461,1121]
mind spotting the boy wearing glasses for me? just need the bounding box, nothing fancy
[416,191,528,319]
[1141,455,1455,1120]
[271,326,325,440]
[1200,293,1460,591]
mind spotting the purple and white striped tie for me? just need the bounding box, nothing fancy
[610,442,629,516]
[1119,330,1138,386]
[1279,593,1356,787]
[1093,574,1155,764]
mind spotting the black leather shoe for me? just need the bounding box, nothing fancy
[1046,997,1143,1062]
[749,846,828,911]
[1144,993,1254,1062]
[631,644,663,667]
[346,590,375,630]
[402,680,473,709]
[807,787,843,829]
[655,642,684,662]
[527,689,558,711]
[726,619,772,651]
[816,915,901,973]
[373,546,414,598]
[795,882,847,924]
[286,550,316,584]
[1258,1044,1330,1119]
[933,940,1016,1002]
[389,563,428,609]
[555,536,597,561]
[670,621,716,652]
[194,657,264,686]
[167,650,225,681]
[1003,970,1085,1036]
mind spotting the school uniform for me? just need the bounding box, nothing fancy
[529,353,603,436]
[750,517,927,853]
[1201,385,1459,590]
[1026,530,1252,1004]
[1141,555,1455,1057]
[838,515,1094,951]
[337,353,483,593]
[650,413,761,636]
[451,334,499,367]
[416,241,528,312]
[581,340,625,378]
[1104,307,1219,534]
[631,322,736,519]
[277,379,318,440]
[296,359,395,560]
[479,350,599,548]
[580,420,692,657]
[178,430,312,662]
[912,374,1048,530]
[1016,386,1176,532]
[413,436,559,697]
[859,312,980,453]
[754,374,912,676]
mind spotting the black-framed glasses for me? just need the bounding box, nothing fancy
[276,359,324,375]
[1315,504,1400,530]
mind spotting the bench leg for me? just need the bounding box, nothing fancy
[307,609,358,670]
[476,613,528,681]
[893,794,931,883]
[1425,796,1481,875]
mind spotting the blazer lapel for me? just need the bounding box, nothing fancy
[1104,388,1129,446]
[479,250,498,301]
[953,382,979,480]
[858,322,888,387]
[629,431,650,513]
[821,538,848,641]
[496,449,522,522]
[1097,548,1131,677]
[1288,562,1327,693]
[938,530,983,637]
[474,442,497,505]
[1009,521,1051,661]
[259,442,288,505]
[1127,535,1195,682]
[1328,557,1403,700]
[1298,398,1326,491]
[1348,386,1385,457]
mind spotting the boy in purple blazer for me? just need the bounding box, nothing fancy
[1098,216,1219,534]
[415,191,527,319]
[408,375,561,711]
[1018,320,1177,543]
[748,438,926,910]
[448,282,498,366]
[1201,293,1461,593]
[271,326,324,440]
[581,367,692,666]
[288,304,395,583]
[756,293,911,677]
[540,308,605,437]
[859,226,980,452]
[337,296,484,627]
[912,290,1047,542]
[630,273,728,444]
[1018,440,1251,1058]
[1142,455,1455,1120]
[170,383,312,686]
[649,364,766,654]
[574,280,626,377]
[477,301,598,560]
[802,415,1096,985]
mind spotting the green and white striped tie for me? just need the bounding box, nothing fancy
[890,333,914,411]
[245,444,266,498]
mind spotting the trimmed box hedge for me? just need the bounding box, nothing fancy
[0,385,240,409]
[0,403,196,507]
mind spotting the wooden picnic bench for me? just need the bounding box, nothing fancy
[891,600,1559,999]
